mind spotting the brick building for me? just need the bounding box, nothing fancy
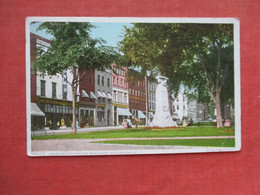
[128,70,147,125]
[78,69,97,127]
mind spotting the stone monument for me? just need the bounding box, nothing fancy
[150,76,178,127]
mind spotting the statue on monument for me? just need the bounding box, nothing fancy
[150,76,178,127]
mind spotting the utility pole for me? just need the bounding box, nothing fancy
[145,76,148,126]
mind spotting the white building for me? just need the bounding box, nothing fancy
[31,33,81,129]
[148,79,157,122]
[172,93,188,121]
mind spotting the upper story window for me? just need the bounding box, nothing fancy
[97,75,100,85]
[113,90,117,102]
[40,80,46,96]
[52,82,57,98]
[62,84,67,100]
[113,76,116,85]
[124,93,127,104]
[102,76,104,86]
[107,78,110,87]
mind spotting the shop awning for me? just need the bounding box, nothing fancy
[31,103,45,116]
[138,111,146,119]
[97,90,104,98]
[102,92,107,98]
[90,91,97,99]
[149,112,154,118]
[82,90,89,97]
[107,92,113,99]
[117,108,132,116]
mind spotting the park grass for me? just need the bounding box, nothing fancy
[191,122,215,126]
[31,126,235,140]
[93,138,235,147]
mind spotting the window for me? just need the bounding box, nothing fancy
[118,91,123,103]
[52,82,56,98]
[97,75,100,85]
[117,78,119,86]
[113,90,117,102]
[107,78,110,87]
[120,79,123,87]
[124,93,127,104]
[113,76,116,85]
[40,80,46,96]
[102,76,104,86]
[62,84,67,100]
[177,105,179,110]
[129,88,131,94]
[97,107,105,121]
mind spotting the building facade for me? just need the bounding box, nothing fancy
[111,63,131,125]
[31,33,114,129]
[79,69,97,127]
[147,78,157,123]
[172,93,188,121]
[31,33,79,129]
[94,69,113,126]
[128,71,147,125]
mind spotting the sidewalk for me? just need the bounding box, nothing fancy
[31,136,234,152]
[32,125,130,136]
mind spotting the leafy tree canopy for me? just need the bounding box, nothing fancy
[120,23,234,104]
[33,22,119,76]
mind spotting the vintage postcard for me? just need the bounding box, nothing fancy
[26,17,240,156]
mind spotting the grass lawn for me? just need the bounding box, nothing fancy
[93,138,235,147]
[32,126,235,140]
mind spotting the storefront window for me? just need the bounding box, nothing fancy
[97,107,105,121]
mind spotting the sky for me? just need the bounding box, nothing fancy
[30,22,133,48]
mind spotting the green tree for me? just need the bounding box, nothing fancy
[33,22,118,134]
[120,23,234,127]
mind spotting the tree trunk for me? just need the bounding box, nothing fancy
[72,68,77,134]
[215,92,223,128]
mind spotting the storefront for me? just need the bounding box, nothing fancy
[116,107,132,125]
[31,103,45,130]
